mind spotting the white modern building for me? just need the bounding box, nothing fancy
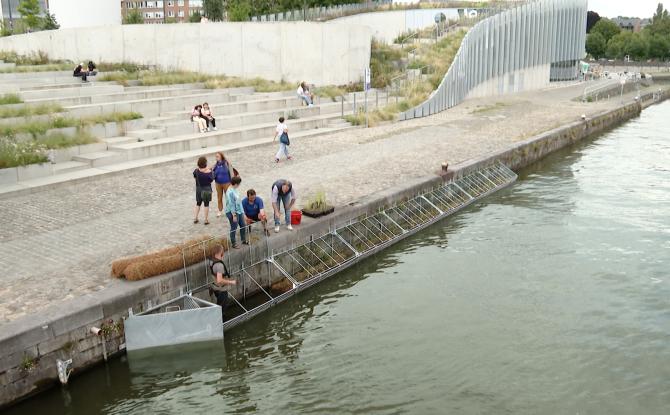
[47,0,121,28]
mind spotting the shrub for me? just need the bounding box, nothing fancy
[0,94,22,105]
[0,138,48,169]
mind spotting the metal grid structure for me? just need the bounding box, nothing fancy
[401,0,588,120]
[222,163,517,330]
[134,164,518,340]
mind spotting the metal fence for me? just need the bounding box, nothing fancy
[251,0,392,22]
[401,0,588,120]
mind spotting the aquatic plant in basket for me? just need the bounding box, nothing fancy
[301,190,334,218]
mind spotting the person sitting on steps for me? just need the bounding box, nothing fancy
[191,104,208,133]
[209,244,236,319]
[297,81,314,107]
[73,63,88,82]
[201,102,217,131]
[87,61,97,76]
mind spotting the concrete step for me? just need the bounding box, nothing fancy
[52,161,89,174]
[152,105,322,136]
[101,136,138,146]
[72,151,126,168]
[109,113,348,161]
[19,85,125,100]
[125,129,165,141]
[25,86,212,106]
[63,87,254,117]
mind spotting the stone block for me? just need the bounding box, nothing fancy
[16,163,53,181]
[88,123,107,139]
[0,346,38,373]
[46,126,77,138]
[48,296,104,337]
[0,167,17,185]
[77,142,107,155]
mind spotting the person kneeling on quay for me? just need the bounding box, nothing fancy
[242,188,269,237]
[209,244,236,317]
[272,179,296,233]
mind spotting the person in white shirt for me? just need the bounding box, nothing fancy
[297,81,313,106]
[273,116,292,163]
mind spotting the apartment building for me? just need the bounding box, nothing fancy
[121,0,204,24]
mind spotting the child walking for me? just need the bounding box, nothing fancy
[273,116,292,163]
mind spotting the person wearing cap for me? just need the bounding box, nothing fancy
[73,63,88,82]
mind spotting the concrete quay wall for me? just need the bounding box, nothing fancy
[0,95,663,409]
[0,23,372,86]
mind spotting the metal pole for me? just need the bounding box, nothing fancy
[365,87,368,128]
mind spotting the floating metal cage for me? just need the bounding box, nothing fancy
[125,294,223,351]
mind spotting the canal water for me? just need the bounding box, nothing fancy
[7,102,670,414]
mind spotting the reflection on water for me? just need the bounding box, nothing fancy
[6,102,670,414]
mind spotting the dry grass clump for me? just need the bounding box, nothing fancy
[111,236,229,280]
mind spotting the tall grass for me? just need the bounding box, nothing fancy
[0,112,142,138]
[0,139,48,169]
[0,103,64,119]
[0,63,72,74]
[0,94,22,105]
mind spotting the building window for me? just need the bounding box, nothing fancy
[155,12,164,19]
[178,0,184,6]
[168,10,174,17]
[145,12,154,18]
[167,0,174,6]
[157,1,164,7]
[147,1,155,7]
[178,10,184,17]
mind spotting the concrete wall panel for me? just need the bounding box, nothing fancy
[0,22,371,85]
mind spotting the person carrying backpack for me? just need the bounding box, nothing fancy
[273,116,292,163]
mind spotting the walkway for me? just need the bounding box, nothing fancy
[0,84,638,324]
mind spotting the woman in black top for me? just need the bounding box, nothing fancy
[193,156,214,225]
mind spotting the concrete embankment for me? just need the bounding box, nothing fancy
[0,93,666,409]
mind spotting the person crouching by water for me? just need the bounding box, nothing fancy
[242,188,269,236]
[193,156,213,225]
[209,244,236,317]
[225,176,248,248]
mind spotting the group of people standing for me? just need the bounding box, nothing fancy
[191,103,217,133]
[193,152,297,248]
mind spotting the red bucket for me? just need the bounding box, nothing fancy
[290,210,302,225]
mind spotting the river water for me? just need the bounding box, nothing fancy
[7,102,670,414]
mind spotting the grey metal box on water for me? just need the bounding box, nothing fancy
[124,294,223,351]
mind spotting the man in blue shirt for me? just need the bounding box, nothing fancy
[242,189,269,236]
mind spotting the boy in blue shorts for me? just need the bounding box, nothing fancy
[242,189,269,236]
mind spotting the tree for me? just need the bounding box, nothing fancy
[648,3,670,36]
[591,18,621,43]
[586,32,606,59]
[586,11,601,33]
[42,13,59,30]
[123,9,144,24]
[227,0,251,21]
[17,0,41,30]
[652,2,669,25]
[647,34,670,59]
[189,11,202,23]
[203,0,225,21]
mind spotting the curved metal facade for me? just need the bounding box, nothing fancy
[401,0,588,120]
